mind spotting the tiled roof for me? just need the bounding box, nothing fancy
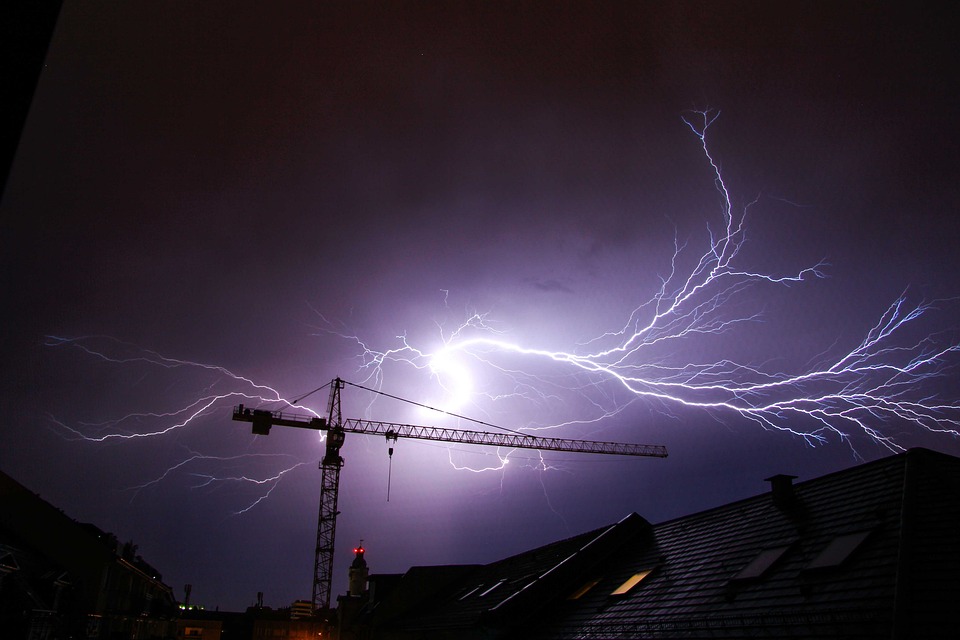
[531,447,959,639]
[362,448,960,639]
[366,515,651,636]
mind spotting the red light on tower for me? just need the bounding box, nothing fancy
[349,543,368,597]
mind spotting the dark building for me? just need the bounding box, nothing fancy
[0,469,177,639]
[341,448,960,639]
[176,609,224,640]
[176,605,329,640]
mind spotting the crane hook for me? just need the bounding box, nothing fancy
[386,431,398,501]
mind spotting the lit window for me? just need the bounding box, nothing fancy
[611,569,653,596]
[567,578,600,600]
[806,531,871,570]
[732,544,792,581]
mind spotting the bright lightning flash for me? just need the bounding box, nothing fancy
[328,110,960,463]
[428,347,475,411]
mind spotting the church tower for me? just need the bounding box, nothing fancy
[348,543,368,597]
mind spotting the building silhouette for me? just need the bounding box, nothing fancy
[339,448,960,639]
[5,448,958,639]
[0,470,177,639]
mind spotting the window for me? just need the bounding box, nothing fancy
[731,544,792,581]
[567,578,600,600]
[806,531,871,570]
[0,553,18,571]
[457,585,482,600]
[611,569,653,596]
[479,579,507,597]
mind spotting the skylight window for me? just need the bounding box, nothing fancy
[567,578,600,600]
[611,569,653,596]
[806,531,871,570]
[731,544,792,581]
[479,579,507,597]
[458,585,482,600]
[0,553,18,571]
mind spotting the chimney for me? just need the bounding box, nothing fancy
[765,474,798,508]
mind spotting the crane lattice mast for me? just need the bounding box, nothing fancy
[233,377,667,612]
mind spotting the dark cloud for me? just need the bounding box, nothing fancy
[524,278,575,294]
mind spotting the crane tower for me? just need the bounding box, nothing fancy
[233,377,667,612]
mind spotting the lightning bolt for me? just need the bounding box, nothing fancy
[124,450,311,515]
[44,335,322,513]
[320,110,960,461]
[44,111,960,515]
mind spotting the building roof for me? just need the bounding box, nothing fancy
[359,448,960,639]
[0,468,177,622]
[393,514,651,633]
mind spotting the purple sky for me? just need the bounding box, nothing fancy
[2,2,959,612]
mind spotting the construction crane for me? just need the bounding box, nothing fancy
[233,377,667,612]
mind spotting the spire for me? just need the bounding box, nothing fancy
[348,542,369,597]
[351,543,365,566]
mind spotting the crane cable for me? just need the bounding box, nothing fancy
[289,380,333,406]
[344,380,533,504]
[285,378,553,503]
[386,448,393,502]
[344,380,531,438]
[285,378,527,439]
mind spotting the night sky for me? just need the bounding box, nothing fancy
[2,2,959,612]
